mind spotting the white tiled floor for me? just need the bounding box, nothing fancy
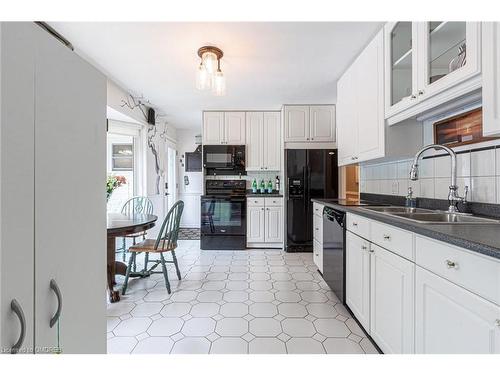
[107,240,378,354]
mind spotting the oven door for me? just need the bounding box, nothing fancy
[200,196,246,235]
[203,145,245,170]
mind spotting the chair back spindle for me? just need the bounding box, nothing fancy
[154,200,184,252]
[121,196,154,216]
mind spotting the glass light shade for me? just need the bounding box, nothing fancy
[202,51,218,75]
[212,70,226,96]
[196,63,210,90]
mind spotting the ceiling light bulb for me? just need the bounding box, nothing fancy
[212,70,226,96]
[202,51,218,75]
[196,63,210,90]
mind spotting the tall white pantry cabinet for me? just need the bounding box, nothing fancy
[0,23,107,353]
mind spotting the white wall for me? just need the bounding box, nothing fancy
[176,128,203,228]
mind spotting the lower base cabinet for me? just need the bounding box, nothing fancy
[415,266,500,354]
[346,231,371,330]
[247,198,283,247]
[370,244,414,354]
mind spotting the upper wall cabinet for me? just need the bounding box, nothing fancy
[203,111,246,145]
[482,22,500,137]
[283,105,336,146]
[385,22,482,124]
[246,111,281,171]
[337,29,385,166]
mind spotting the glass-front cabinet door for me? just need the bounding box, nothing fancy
[385,22,419,117]
[418,22,481,99]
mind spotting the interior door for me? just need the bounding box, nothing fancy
[34,26,107,353]
[166,146,177,211]
[0,22,36,354]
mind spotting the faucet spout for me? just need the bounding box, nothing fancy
[409,144,466,213]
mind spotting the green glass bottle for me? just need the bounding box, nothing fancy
[252,178,258,193]
[267,180,273,193]
[259,179,265,194]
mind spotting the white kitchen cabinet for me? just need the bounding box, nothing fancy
[337,29,384,165]
[309,106,335,142]
[224,112,246,145]
[415,266,500,354]
[33,26,107,353]
[265,206,283,243]
[0,22,106,354]
[247,198,283,247]
[370,244,415,354]
[313,239,324,274]
[246,111,281,171]
[0,22,36,354]
[384,22,482,124]
[346,231,371,330]
[336,66,358,166]
[203,112,224,145]
[247,206,265,243]
[283,105,335,146]
[284,106,309,142]
[482,22,500,136]
[263,112,281,171]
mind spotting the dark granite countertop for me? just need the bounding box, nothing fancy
[246,190,283,197]
[312,198,500,260]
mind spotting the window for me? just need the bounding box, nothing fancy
[112,143,134,171]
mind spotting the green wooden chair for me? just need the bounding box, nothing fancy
[122,200,184,295]
[116,196,154,265]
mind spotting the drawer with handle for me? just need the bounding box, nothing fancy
[346,213,370,239]
[265,197,283,207]
[313,214,323,242]
[416,235,500,305]
[313,202,324,218]
[247,197,265,207]
[370,221,414,261]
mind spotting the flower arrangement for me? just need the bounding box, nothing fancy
[107,175,126,201]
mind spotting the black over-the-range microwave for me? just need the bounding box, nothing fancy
[202,145,245,173]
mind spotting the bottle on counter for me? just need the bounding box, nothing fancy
[275,176,280,192]
[252,178,258,193]
[267,180,273,194]
[259,179,266,194]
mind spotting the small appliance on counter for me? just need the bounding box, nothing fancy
[200,179,246,250]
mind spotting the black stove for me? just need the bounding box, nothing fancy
[200,180,247,250]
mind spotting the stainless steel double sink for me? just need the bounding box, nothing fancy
[360,206,500,224]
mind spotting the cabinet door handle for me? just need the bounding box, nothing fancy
[50,279,62,328]
[418,90,424,96]
[352,222,358,227]
[445,260,458,269]
[383,234,391,240]
[495,319,500,327]
[361,245,368,250]
[10,299,26,354]
[369,248,375,253]
[410,94,417,100]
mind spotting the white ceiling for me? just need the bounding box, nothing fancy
[50,22,383,129]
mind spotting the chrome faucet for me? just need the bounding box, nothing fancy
[409,144,468,213]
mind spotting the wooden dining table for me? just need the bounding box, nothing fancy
[107,212,158,303]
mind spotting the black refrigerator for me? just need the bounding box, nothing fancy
[285,149,338,252]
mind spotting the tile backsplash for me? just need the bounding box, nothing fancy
[360,146,500,204]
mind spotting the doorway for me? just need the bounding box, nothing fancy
[340,164,360,201]
[166,146,177,211]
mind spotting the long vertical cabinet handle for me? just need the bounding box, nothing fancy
[49,279,62,328]
[10,299,26,354]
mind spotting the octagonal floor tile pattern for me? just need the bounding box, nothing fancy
[107,240,378,354]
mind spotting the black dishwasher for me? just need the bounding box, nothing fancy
[323,207,346,304]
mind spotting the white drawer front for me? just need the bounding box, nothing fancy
[265,197,283,207]
[313,214,323,243]
[247,197,265,207]
[416,235,500,305]
[370,221,414,261]
[346,213,370,239]
[313,202,324,218]
[313,239,323,273]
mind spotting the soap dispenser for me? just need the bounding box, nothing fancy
[405,187,417,208]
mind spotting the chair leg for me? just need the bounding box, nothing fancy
[122,252,136,295]
[171,250,182,280]
[132,237,137,273]
[121,237,127,261]
[159,253,171,294]
[143,252,149,274]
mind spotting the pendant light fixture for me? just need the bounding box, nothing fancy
[196,46,226,96]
